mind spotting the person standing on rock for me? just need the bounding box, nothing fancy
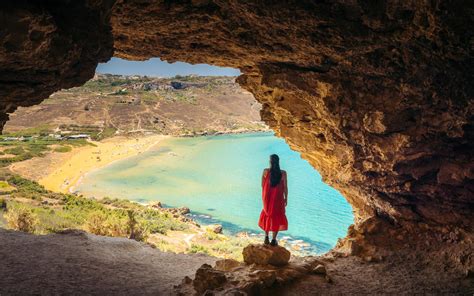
[258,154,288,246]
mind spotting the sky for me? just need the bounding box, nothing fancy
[96,57,241,77]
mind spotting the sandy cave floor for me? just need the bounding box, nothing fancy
[0,229,216,295]
[1,228,472,295]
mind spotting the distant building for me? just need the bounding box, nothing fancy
[170,81,186,90]
[3,137,19,141]
[65,134,90,140]
[48,134,63,139]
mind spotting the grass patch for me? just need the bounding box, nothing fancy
[188,243,211,255]
[2,124,53,137]
[0,137,90,167]
[54,146,72,153]
[0,181,16,194]
[1,175,189,240]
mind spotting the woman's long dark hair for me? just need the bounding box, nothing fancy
[269,154,282,187]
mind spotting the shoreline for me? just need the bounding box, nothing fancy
[10,135,169,193]
[9,130,270,194]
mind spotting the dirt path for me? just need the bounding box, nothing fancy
[183,233,196,247]
[0,229,215,295]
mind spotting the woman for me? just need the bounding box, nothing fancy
[258,154,288,246]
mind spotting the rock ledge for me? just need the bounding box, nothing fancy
[243,244,291,267]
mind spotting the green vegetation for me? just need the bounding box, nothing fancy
[188,243,211,255]
[0,175,189,241]
[95,127,117,141]
[4,204,38,233]
[0,174,261,260]
[53,146,72,153]
[0,123,117,168]
[3,124,53,137]
[0,135,91,167]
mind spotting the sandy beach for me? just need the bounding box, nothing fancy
[9,135,168,193]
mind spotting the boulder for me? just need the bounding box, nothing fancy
[193,264,227,294]
[179,207,190,215]
[208,224,223,234]
[313,264,326,275]
[149,201,162,209]
[242,244,291,267]
[214,259,241,271]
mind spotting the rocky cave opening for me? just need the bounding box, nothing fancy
[0,0,472,294]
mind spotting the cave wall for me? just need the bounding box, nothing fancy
[0,0,114,128]
[1,0,473,230]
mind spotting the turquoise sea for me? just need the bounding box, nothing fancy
[76,132,353,254]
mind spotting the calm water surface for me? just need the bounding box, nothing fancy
[76,133,353,253]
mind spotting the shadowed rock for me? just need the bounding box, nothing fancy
[214,259,242,272]
[192,264,227,294]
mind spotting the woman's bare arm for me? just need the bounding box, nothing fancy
[262,169,267,188]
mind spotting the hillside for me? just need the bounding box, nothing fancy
[4,74,266,137]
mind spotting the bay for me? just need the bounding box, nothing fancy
[76,132,354,254]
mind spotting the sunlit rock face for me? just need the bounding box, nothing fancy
[1,1,473,233]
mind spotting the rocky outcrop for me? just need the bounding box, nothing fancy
[243,244,291,267]
[192,264,227,294]
[207,224,223,234]
[1,0,473,274]
[177,244,323,295]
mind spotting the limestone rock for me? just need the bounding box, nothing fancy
[313,264,326,275]
[214,259,241,272]
[251,270,276,287]
[208,224,223,234]
[178,207,190,215]
[192,264,227,294]
[242,244,290,267]
[149,201,162,209]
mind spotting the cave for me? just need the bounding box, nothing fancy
[0,0,473,294]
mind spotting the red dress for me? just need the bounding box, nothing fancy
[258,170,288,232]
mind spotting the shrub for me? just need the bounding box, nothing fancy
[127,210,149,241]
[205,228,223,241]
[7,175,47,195]
[85,210,108,235]
[5,204,38,233]
[105,214,129,237]
[188,244,210,255]
[152,239,174,252]
[0,181,15,194]
[0,198,6,210]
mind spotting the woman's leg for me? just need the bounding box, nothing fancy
[272,231,279,240]
[264,231,270,244]
[270,231,279,246]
